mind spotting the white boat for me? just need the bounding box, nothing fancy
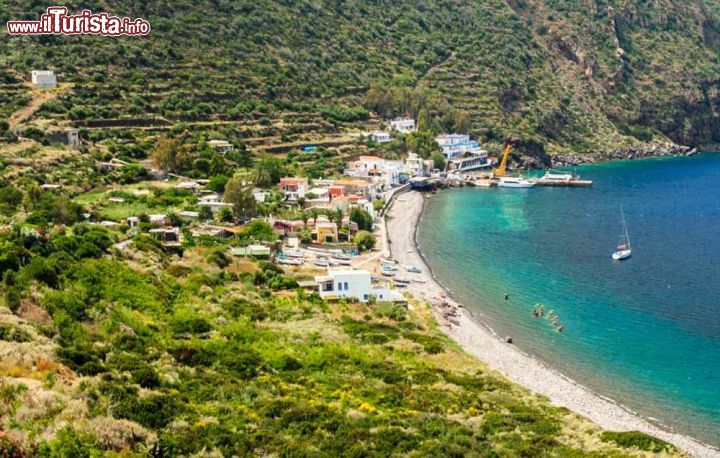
[284,249,305,258]
[332,257,352,266]
[405,266,422,274]
[498,176,536,188]
[542,171,575,182]
[277,257,303,266]
[381,264,398,272]
[612,207,632,261]
[394,276,411,284]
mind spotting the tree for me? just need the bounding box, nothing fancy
[417,108,430,131]
[307,208,321,225]
[252,155,283,187]
[431,151,446,171]
[208,174,229,193]
[199,206,213,221]
[405,131,441,159]
[150,137,193,173]
[224,174,256,220]
[329,208,344,227]
[218,206,234,222]
[453,110,472,133]
[354,231,376,252]
[349,207,373,231]
[240,220,277,242]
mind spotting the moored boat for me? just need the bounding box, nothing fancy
[612,207,632,261]
[498,176,536,188]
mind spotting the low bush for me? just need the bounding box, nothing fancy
[600,431,674,452]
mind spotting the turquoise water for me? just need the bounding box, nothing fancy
[417,154,720,446]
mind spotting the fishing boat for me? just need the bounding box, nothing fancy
[332,257,352,266]
[284,248,305,258]
[612,207,632,261]
[497,176,536,188]
[541,170,577,182]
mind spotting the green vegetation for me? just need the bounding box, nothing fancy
[0,1,700,455]
[0,194,674,456]
[4,1,720,156]
[600,431,675,453]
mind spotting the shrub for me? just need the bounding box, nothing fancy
[354,231,376,252]
[37,426,101,457]
[221,346,263,379]
[375,302,407,321]
[0,324,31,343]
[171,313,212,335]
[132,366,161,388]
[114,393,183,429]
[600,431,674,452]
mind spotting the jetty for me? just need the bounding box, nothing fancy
[529,177,593,187]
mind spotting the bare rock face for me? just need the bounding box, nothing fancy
[510,140,552,169]
[550,143,694,167]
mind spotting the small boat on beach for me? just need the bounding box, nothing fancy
[405,265,422,273]
[394,276,411,284]
[612,207,632,261]
[497,176,536,188]
[284,248,305,258]
[277,257,303,266]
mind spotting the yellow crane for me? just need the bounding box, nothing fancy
[492,143,512,177]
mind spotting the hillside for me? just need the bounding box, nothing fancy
[2,0,720,158]
[0,2,713,454]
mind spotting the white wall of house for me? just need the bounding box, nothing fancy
[31,70,57,88]
[389,118,416,133]
[316,270,402,302]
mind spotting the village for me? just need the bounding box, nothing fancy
[2,69,593,308]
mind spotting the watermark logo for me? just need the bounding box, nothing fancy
[7,7,150,36]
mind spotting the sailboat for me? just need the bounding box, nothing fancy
[612,207,632,261]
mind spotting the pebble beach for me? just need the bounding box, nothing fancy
[384,190,719,458]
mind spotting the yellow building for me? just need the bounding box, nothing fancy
[315,221,338,244]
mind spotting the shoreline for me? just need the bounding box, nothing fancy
[383,190,720,458]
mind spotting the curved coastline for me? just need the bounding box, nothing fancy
[383,190,720,458]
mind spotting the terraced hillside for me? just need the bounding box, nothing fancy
[3,0,720,156]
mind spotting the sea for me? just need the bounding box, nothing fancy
[417,154,720,446]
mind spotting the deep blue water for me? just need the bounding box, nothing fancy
[417,154,720,446]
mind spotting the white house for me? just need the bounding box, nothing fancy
[31,70,57,88]
[370,132,391,144]
[314,269,405,303]
[404,153,434,177]
[208,140,234,153]
[176,181,202,192]
[279,177,309,201]
[389,118,416,134]
[198,200,234,214]
[346,156,403,188]
[435,134,484,159]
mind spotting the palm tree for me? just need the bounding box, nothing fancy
[307,208,320,225]
[330,208,344,227]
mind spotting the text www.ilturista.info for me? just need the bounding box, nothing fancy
[7,7,150,36]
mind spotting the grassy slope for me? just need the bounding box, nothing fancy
[0,247,678,456]
[3,1,720,154]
